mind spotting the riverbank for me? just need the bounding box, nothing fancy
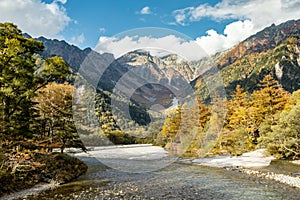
[225,167,300,188]
[178,149,300,189]
[179,149,275,168]
[69,147,300,190]
[3,146,300,199]
[1,182,59,200]
[0,152,88,199]
[13,147,300,200]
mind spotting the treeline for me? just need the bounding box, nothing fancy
[0,23,89,196]
[0,22,84,154]
[74,85,155,146]
[155,75,299,160]
[0,22,156,152]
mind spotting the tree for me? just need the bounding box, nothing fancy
[259,101,300,159]
[214,85,254,155]
[226,85,249,131]
[34,82,84,153]
[259,89,300,159]
[36,56,70,83]
[252,75,289,117]
[183,98,211,157]
[196,97,211,128]
[0,23,44,136]
[0,23,70,138]
[249,75,290,140]
[159,105,182,146]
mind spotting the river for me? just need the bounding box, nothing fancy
[15,145,300,200]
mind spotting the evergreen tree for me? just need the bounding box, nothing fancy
[0,23,43,136]
[183,98,211,157]
[196,97,211,128]
[0,22,70,141]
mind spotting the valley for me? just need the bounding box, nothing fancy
[1,18,300,199]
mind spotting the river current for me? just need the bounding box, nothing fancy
[19,145,300,200]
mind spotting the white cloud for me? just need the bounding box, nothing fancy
[195,30,226,55]
[55,0,67,4]
[173,7,193,26]
[99,28,106,33]
[0,0,71,38]
[94,20,256,60]
[196,20,255,55]
[174,13,187,26]
[140,6,151,15]
[95,35,206,61]
[172,0,300,55]
[174,0,300,30]
[70,33,85,45]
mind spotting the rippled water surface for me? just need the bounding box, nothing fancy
[23,155,300,200]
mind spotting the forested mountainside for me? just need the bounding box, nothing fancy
[31,19,300,155]
[217,19,300,69]
[158,20,300,158]
[6,18,299,155]
[192,19,300,100]
[37,19,300,101]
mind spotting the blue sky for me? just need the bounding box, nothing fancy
[0,0,300,60]
[45,0,228,47]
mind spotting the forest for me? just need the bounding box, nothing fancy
[157,76,300,159]
[0,23,87,196]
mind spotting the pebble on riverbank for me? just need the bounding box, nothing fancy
[291,160,300,165]
[180,149,300,189]
[225,167,300,189]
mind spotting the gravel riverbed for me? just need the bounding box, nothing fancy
[15,161,300,200]
[227,167,300,188]
[4,146,300,200]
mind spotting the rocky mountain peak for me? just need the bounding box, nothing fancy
[217,19,300,69]
[37,36,114,72]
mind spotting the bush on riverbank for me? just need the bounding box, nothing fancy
[0,152,87,197]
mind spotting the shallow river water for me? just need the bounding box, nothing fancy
[18,146,300,200]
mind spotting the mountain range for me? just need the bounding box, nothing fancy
[34,19,300,123]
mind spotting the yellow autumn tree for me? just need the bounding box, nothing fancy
[35,82,84,153]
[158,105,182,147]
[250,75,290,140]
[226,85,249,131]
[215,85,253,155]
